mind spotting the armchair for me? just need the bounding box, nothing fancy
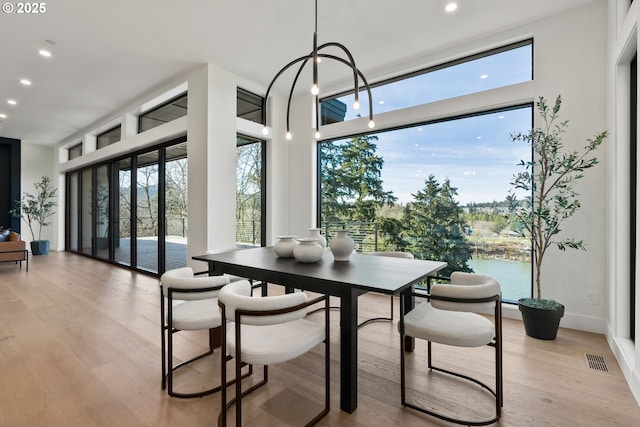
[399,272,503,425]
[0,230,28,271]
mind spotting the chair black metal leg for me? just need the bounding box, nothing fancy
[358,295,394,328]
[401,335,502,426]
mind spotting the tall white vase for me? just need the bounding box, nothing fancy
[329,229,354,261]
[306,227,327,248]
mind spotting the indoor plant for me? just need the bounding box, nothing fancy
[507,95,607,340]
[10,175,58,255]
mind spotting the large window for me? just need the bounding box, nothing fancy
[321,39,533,124]
[318,41,534,302]
[236,134,265,247]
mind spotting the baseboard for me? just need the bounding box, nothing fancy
[607,331,640,406]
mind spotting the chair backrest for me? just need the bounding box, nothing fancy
[219,280,309,326]
[367,251,414,259]
[431,272,501,313]
[160,266,230,300]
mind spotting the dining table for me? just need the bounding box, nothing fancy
[193,246,446,413]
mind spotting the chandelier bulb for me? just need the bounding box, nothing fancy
[262,126,269,135]
[368,120,375,129]
[285,131,292,140]
[311,84,319,96]
[353,100,360,110]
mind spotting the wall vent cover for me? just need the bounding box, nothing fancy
[585,353,609,373]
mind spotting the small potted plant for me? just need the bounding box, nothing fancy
[10,175,58,255]
[507,95,607,340]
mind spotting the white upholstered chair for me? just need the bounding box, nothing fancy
[218,280,330,427]
[362,251,414,327]
[160,266,230,398]
[399,272,503,425]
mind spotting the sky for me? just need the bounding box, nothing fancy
[328,44,533,205]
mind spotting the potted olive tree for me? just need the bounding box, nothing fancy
[507,95,607,340]
[10,175,58,255]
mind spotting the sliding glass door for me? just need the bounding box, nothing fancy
[65,137,188,276]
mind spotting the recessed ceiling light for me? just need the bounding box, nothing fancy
[0,113,6,119]
[480,74,489,79]
[445,3,458,13]
[39,49,52,57]
[20,79,31,86]
[7,99,17,106]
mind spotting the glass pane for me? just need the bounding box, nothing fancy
[81,170,92,255]
[136,151,159,272]
[237,88,264,124]
[321,41,532,124]
[68,173,79,251]
[319,106,532,301]
[95,165,110,260]
[139,93,188,133]
[236,135,263,247]
[165,143,188,270]
[115,159,131,266]
[97,126,121,149]
[69,143,82,160]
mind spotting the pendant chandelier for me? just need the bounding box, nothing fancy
[261,0,375,140]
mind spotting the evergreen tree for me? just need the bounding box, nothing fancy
[403,174,473,276]
[319,134,396,223]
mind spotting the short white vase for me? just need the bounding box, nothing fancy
[273,235,298,258]
[329,230,354,261]
[293,238,324,263]
[306,227,327,248]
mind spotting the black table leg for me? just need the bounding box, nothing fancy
[340,289,358,413]
[402,287,416,352]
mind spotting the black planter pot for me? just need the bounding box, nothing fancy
[30,240,50,255]
[518,298,565,340]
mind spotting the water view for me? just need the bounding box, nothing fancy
[467,257,531,303]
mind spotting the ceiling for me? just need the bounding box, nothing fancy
[0,0,599,146]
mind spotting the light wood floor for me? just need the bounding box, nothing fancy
[1,252,639,427]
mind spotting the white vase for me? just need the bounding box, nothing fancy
[306,227,327,248]
[293,238,324,263]
[273,235,298,258]
[329,230,354,261]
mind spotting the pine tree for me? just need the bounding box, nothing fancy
[319,134,396,223]
[403,175,473,276]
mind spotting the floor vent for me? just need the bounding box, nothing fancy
[585,353,609,373]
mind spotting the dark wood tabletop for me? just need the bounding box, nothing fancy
[193,247,446,296]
